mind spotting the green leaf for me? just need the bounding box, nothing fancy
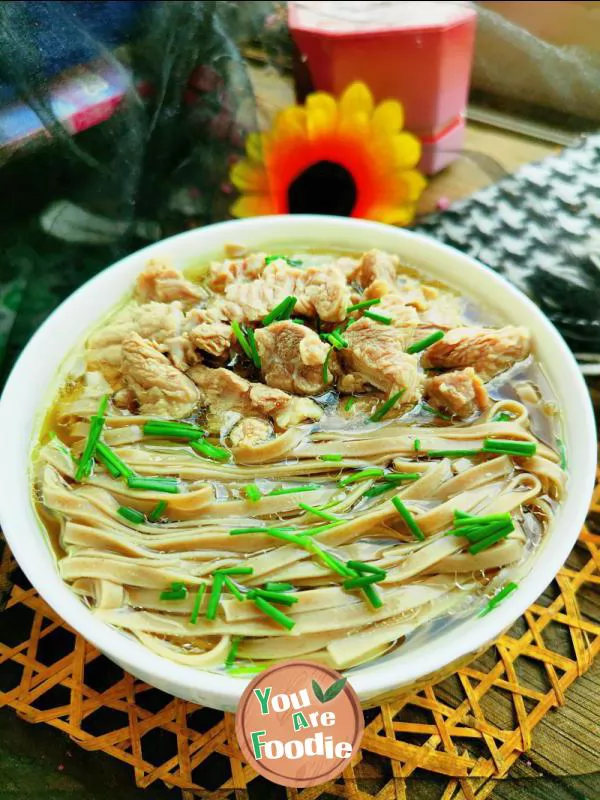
[311,679,325,703]
[323,677,347,702]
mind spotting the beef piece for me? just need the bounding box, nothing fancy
[422,326,531,381]
[188,322,233,358]
[424,367,489,419]
[220,262,350,323]
[254,320,330,395]
[135,260,203,304]
[121,332,199,419]
[350,249,398,287]
[208,252,266,292]
[340,317,421,403]
[229,417,274,448]
[187,365,322,431]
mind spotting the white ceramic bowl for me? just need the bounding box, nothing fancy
[0,216,595,712]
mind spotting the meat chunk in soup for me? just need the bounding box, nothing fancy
[339,317,421,403]
[254,320,330,395]
[121,332,199,418]
[187,365,322,430]
[229,417,274,448]
[187,322,233,358]
[350,249,398,287]
[87,301,186,381]
[422,326,531,381]
[220,262,350,324]
[424,367,489,419]
[135,260,204,304]
[208,252,266,292]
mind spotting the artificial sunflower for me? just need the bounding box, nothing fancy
[230,81,426,225]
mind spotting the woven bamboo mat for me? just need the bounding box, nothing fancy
[0,474,599,800]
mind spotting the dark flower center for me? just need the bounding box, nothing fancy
[287,161,357,216]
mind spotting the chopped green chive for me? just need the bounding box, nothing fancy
[414,438,420,452]
[231,320,255,362]
[214,567,253,576]
[244,484,262,503]
[346,298,381,313]
[298,502,340,522]
[268,484,320,496]
[225,635,242,666]
[468,528,513,554]
[75,394,109,481]
[319,454,343,462]
[247,588,298,606]
[321,332,347,350]
[492,411,512,423]
[478,582,519,617]
[306,543,354,577]
[346,561,386,577]
[96,441,134,479]
[245,327,262,369]
[223,576,245,601]
[482,439,537,457]
[361,583,383,608]
[229,526,277,535]
[407,330,444,354]
[117,506,146,525]
[262,295,297,325]
[264,582,295,593]
[252,596,296,630]
[343,573,382,590]
[339,467,385,487]
[291,318,305,325]
[557,438,567,470]
[363,483,396,499]
[148,500,168,522]
[127,476,180,493]
[143,420,205,440]
[264,254,302,267]
[206,575,225,620]
[323,347,333,384]
[298,521,343,537]
[344,396,357,412]
[382,473,421,483]
[371,399,403,424]
[191,439,230,462]
[392,497,425,541]
[363,310,392,325]
[190,584,206,624]
[227,664,265,676]
[160,582,188,601]
[369,389,406,422]
[421,402,451,421]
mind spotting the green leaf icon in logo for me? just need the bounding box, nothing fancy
[312,676,347,703]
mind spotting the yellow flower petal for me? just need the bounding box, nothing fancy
[306,92,338,139]
[391,133,422,170]
[230,160,269,193]
[338,111,370,139]
[372,100,404,136]
[401,170,427,202]
[369,204,417,226]
[339,82,373,122]
[230,194,275,218]
[245,132,266,163]
[274,106,307,139]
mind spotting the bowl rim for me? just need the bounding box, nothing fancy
[0,214,595,711]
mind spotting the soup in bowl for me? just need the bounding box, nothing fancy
[0,216,594,711]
